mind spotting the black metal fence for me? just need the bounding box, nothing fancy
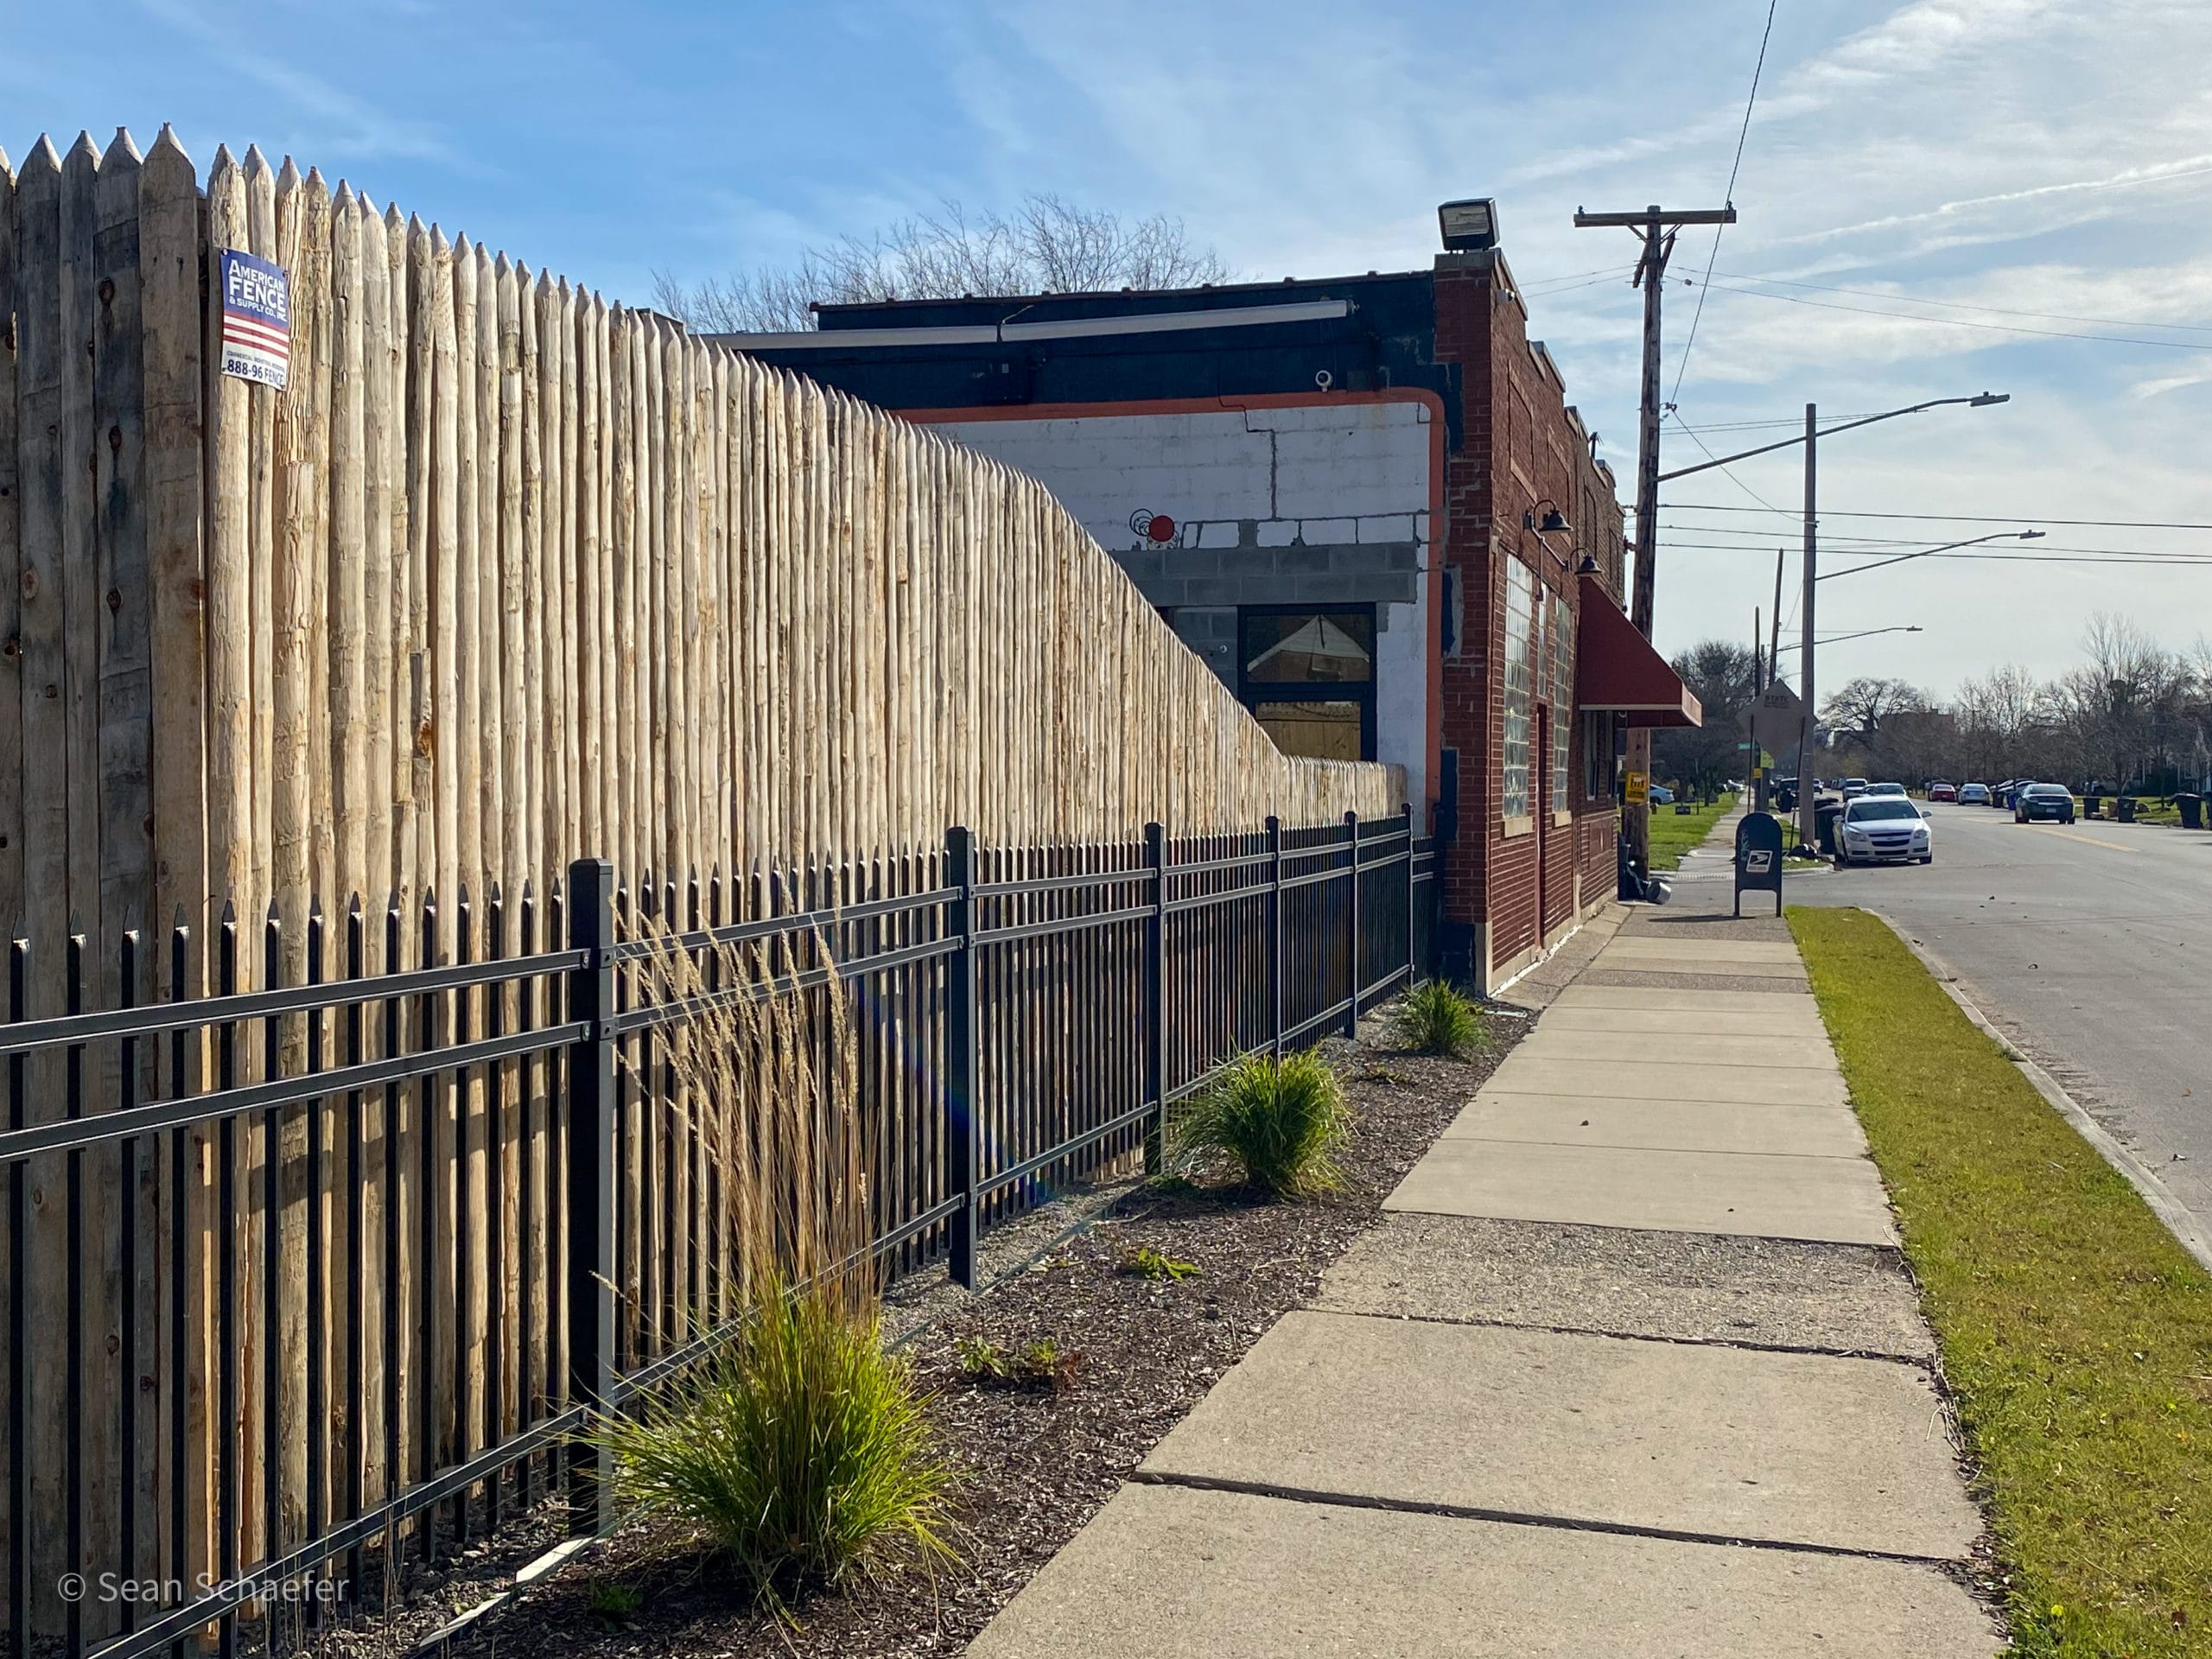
[0,810,1436,1659]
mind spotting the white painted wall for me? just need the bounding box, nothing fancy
[928,401,1435,810]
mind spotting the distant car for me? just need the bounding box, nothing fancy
[1648,785,1675,805]
[1841,778,1870,798]
[1959,782,1991,805]
[1866,782,1909,798]
[1836,796,1934,866]
[2014,783,2077,824]
[1928,782,1957,802]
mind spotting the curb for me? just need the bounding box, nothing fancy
[1866,912,2212,1277]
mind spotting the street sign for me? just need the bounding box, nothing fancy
[1749,680,1806,756]
[1624,771,1649,805]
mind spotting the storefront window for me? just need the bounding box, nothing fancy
[1238,607,1376,762]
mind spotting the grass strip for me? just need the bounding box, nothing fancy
[1643,790,1737,873]
[1787,906,2212,1656]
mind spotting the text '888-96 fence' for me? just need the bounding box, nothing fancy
[2,810,1437,1659]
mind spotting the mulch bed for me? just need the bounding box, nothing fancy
[401,1008,1524,1659]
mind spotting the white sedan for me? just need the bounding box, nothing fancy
[1836,797,1933,866]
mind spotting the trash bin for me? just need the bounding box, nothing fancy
[2083,791,2101,818]
[1815,798,1845,856]
[2181,793,2203,830]
[2116,796,2138,823]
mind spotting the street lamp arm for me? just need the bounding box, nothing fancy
[1653,393,2008,483]
[1815,529,2043,581]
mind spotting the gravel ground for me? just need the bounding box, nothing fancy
[1319,1211,1935,1359]
[317,1004,1522,1659]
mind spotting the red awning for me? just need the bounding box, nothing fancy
[1575,575,1702,728]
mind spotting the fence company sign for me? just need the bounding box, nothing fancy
[219,249,290,388]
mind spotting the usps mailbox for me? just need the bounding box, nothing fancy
[1733,812,1785,918]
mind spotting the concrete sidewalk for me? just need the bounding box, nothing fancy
[968,811,1999,1657]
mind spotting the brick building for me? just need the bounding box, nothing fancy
[730,213,1696,990]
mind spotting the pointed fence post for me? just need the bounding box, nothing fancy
[563,859,616,1536]
[1266,817,1284,1058]
[944,826,980,1289]
[1344,811,1361,1038]
[1142,823,1167,1173]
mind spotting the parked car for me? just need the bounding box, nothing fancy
[1841,778,1870,798]
[2013,783,2077,824]
[1866,782,1909,798]
[1928,781,1957,802]
[1836,796,1934,866]
[1648,784,1675,805]
[1959,782,1991,805]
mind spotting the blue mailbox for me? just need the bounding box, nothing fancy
[1733,812,1785,918]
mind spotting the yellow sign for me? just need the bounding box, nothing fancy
[1625,771,1649,804]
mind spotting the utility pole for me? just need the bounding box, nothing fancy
[1574,204,1735,877]
[1751,606,1764,811]
[1797,403,1819,854]
[1769,550,1783,684]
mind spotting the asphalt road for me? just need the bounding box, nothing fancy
[1785,803,2212,1235]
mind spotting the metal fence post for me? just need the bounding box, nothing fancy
[945,826,981,1289]
[564,858,617,1536]
[1143,823,1167,1173]
[1344,810,1361,1037]
[1404,800,1419,988]
[1266,816,1284,1058]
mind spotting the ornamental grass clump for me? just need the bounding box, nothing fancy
[595,1277,953,1600]
[1175,1049,1349,1198]
[1399,979,1486,1058]
[588,908,956,1611]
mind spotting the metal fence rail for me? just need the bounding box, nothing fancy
[1,811,1437,1659]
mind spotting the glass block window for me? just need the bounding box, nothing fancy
[1503,558,1535,822]
[1548,588,1573,808]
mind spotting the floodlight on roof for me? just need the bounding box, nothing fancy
[1438,198,1499,252]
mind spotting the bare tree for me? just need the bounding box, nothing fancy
[1818,676,1932,746]
[652,194,1235,333]
[1653,641,1761,797]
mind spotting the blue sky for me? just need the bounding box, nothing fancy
[11,0,2211,690]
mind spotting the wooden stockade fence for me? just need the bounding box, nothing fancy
[0,124,1395,1651]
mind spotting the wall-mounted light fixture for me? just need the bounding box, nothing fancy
[1523,500,1571,536]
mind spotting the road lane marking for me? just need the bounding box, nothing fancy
[2031,827,2138,854]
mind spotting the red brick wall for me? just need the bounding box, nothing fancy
[1433,252,1625,987]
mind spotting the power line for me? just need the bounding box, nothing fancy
[1660,523,2212,561]
[1694,279,2212,353]
[1656,539,2212,567]
[1713,269,2212,336]
[1522,264,1638,294]
[1653,501,2212,531]
[1662,408,1783,513]
[1669,0,1777,403]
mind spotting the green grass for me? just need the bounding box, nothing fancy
[1644,790,1738,872]
[1173,1049,1351,1198]
[594,1278,957,1610]
[1787,907,2212,1656]
[1398,980,1487,1058]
